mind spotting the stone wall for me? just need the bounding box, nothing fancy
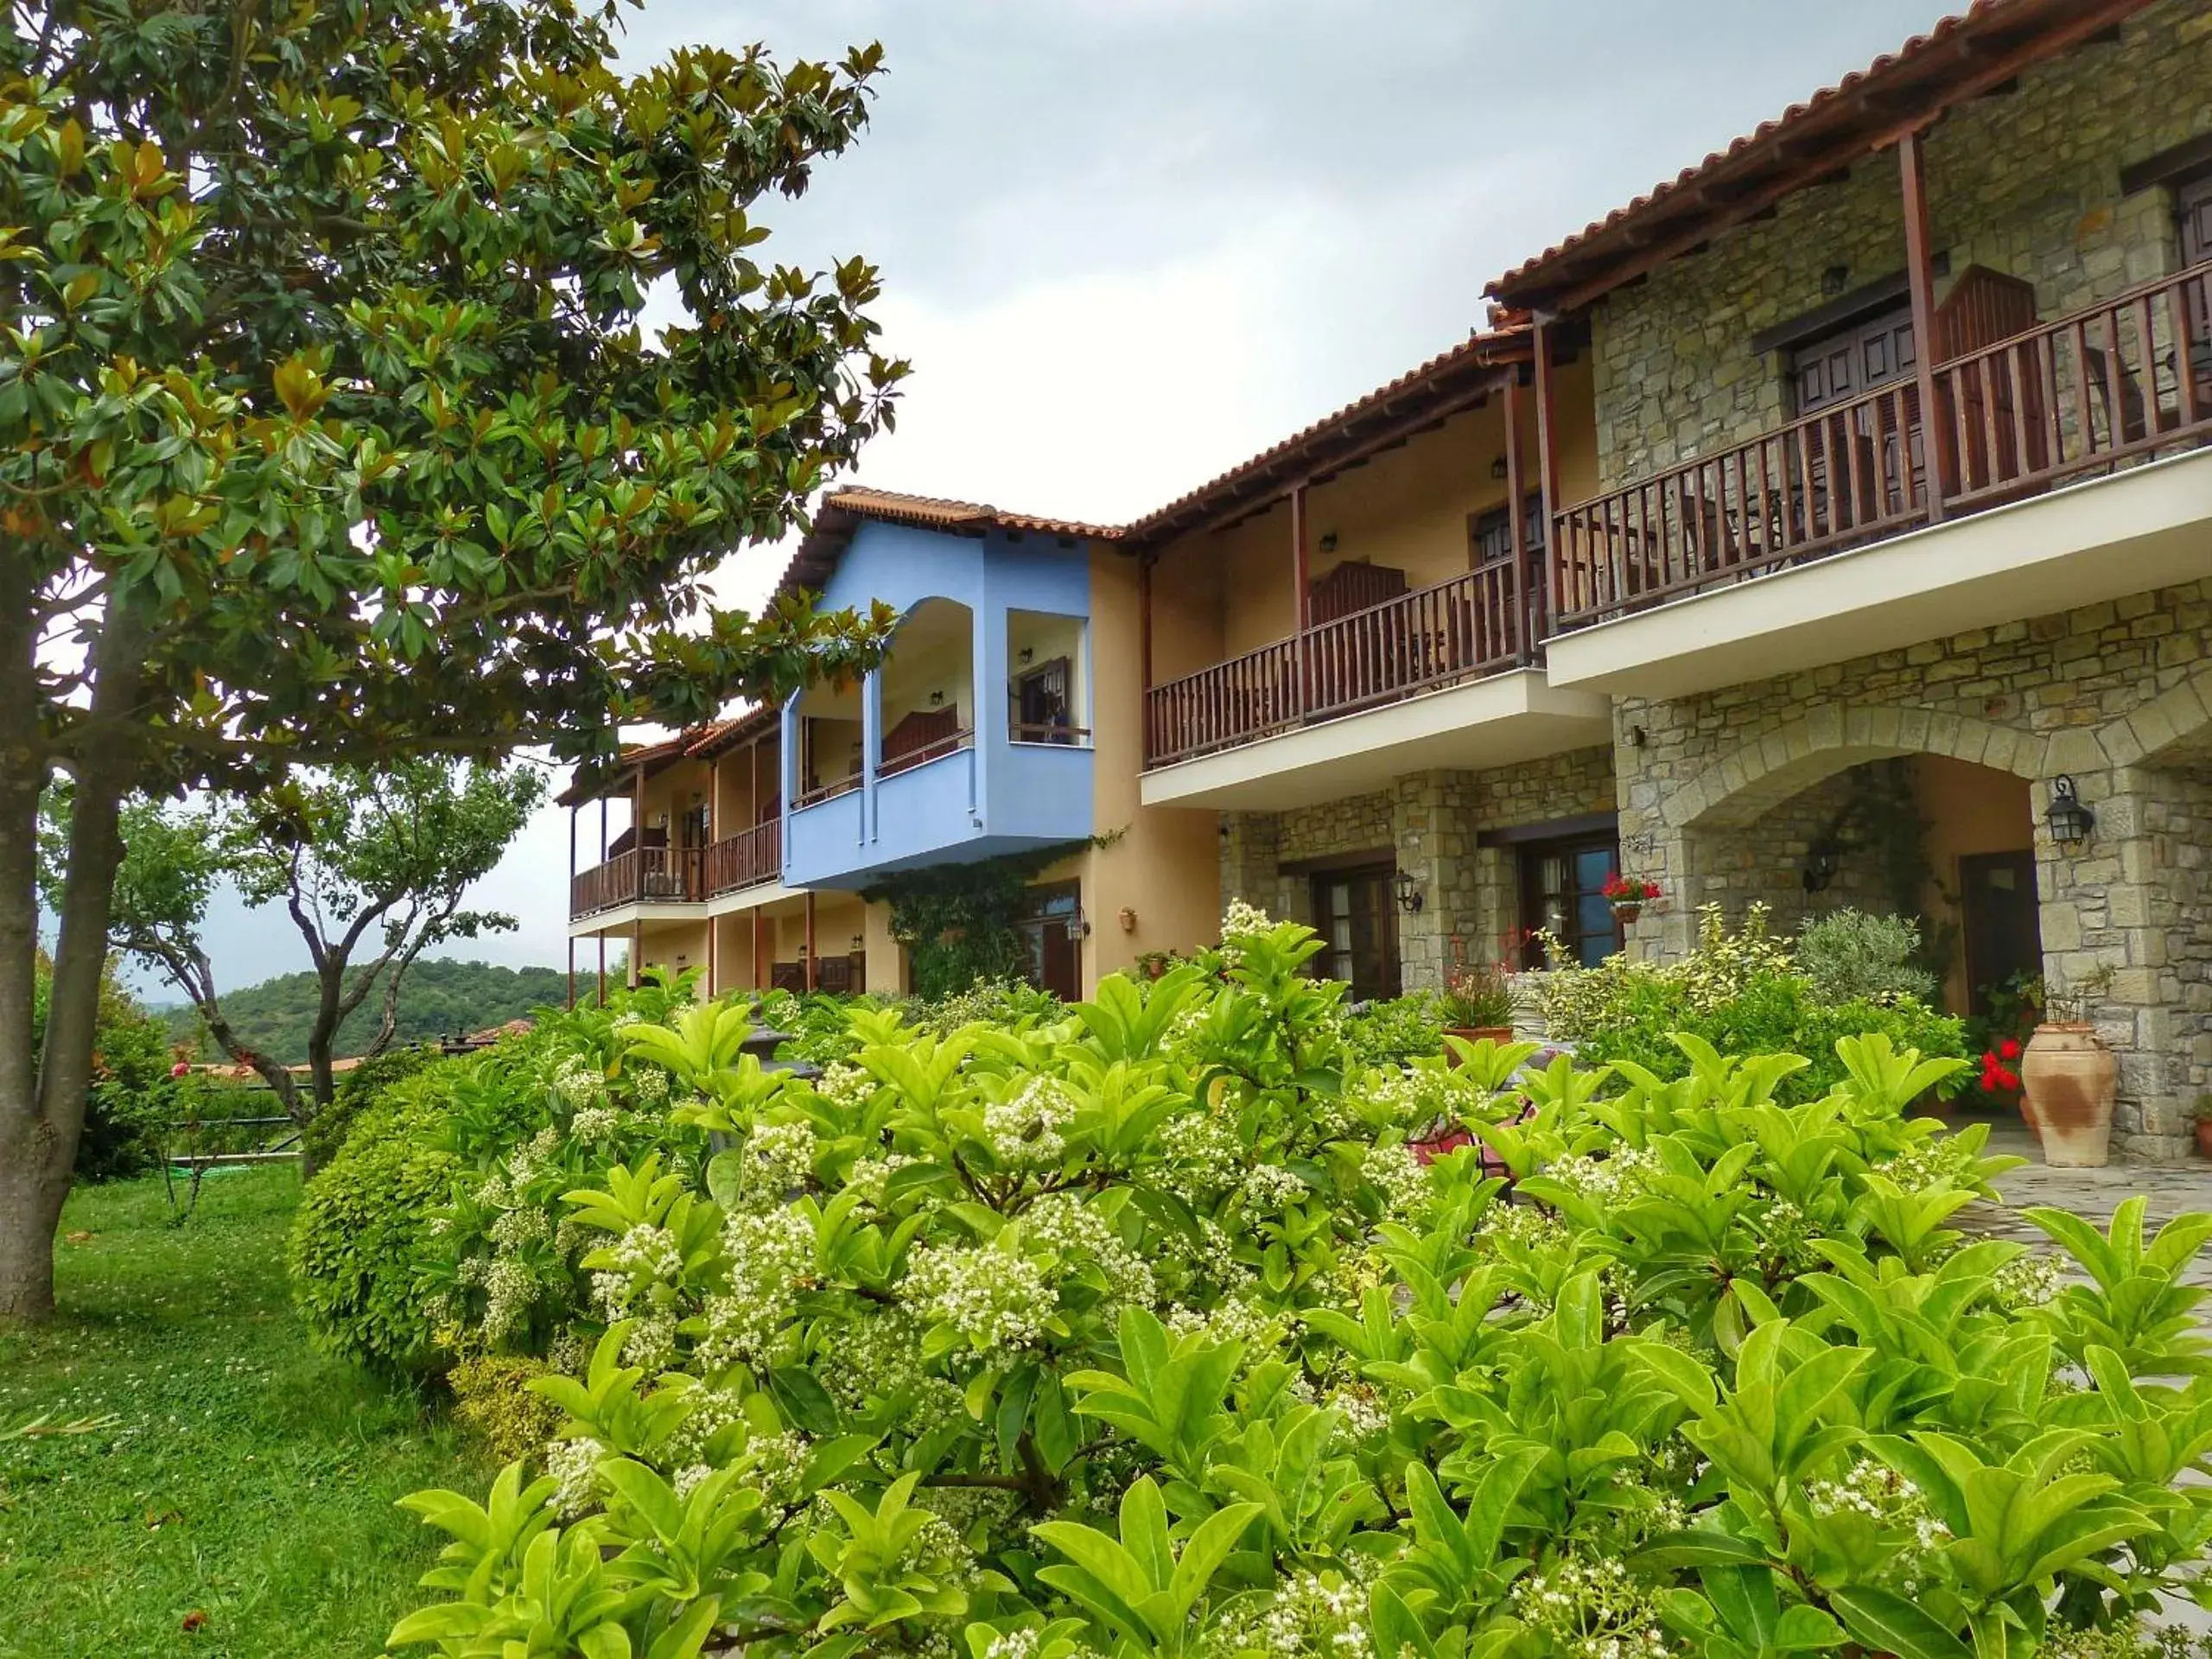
[1219,747,1618,993]
[1591,0,2212,491]
[1612,576,2212,1161]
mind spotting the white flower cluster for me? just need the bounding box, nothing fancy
[1360,1064,1462,1132]
[1990,1249,2063,1308]
[569,1105,620,1142]
[1025,1193,1155,1307]
[1208,1571,1370,1658]
[628,1065,670,1109]
[1544,1147,1656,1207]
[546,1434,607,1516]
[1359,1142,1432,1220]
[816,1062,876,1109]
[552,1052,607,1111]
[741,1427,814,1510]
[1166,1295,1283,1358]
[1154,1112,1244,1208]
[1237,1164,1311,1214]
[1324,1384,1393,1446]
[736,1120,817,1205]
[904,1241,1053,1350]
[1508,1556,1669,1659]
[695,1207,815,1371]
[1221,899,1274,942]
[843,1153,919,1210]
[1806,1456,1951,1589]
[981,1075,1077,1169]
[481,1257,536,1342]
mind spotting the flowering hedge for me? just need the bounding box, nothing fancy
[335,911,2212,1659]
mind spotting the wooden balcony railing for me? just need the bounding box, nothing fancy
[879,728,973,779]
[1552,264,2212,629]
[569,846,707,918]
[705,821,780,896]
[1144,560,1529,768]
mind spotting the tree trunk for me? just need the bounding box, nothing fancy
[0,599,145,1320]
[0,540,51,1319]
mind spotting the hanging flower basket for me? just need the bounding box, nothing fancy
[1603,874,1661,925]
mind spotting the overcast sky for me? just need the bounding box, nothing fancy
[156,0,1950,1000]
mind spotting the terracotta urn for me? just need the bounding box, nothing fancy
[2020,1022,2117,1167]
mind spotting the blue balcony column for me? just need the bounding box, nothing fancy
[779,698,799,879]
[973,600,999,822]
[861,666,883,852]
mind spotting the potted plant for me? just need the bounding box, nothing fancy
[2020,963,2117,1168]
[1978,1038,2030,1138]
[2194,1096,2212,1160]
[1438,963,1515,1054]
[1602,873,1661,925]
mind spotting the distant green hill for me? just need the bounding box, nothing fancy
[166,957,570,1065]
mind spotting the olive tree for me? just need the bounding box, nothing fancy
[76,760,545,1165]
[0,0,903,1319]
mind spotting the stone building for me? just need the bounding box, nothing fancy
[565,0,2212,1160]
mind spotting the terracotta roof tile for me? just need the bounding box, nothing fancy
[1488,0,2151,309]
[1122,326,1530,549]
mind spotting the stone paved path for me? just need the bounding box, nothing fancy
[1959,1116,2212,1291]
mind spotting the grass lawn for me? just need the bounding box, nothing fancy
[0,1166,493,1659]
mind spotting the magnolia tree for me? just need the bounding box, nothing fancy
[0,0,905,1319]
[70,759,545,1163]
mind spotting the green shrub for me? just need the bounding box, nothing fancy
[302,1041,446,1172]
[375,906,2212,1659]
[1539,902,1967,1104]
[286,1065,467,1375]
[1796,906,1942,1006]
[448,1353,565,1463]
[1343,988,1443,1066]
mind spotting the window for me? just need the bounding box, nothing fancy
[1309,863,1402,1001]
[1011,657,1075,744]
[2178,171,2212,267]
[1517,836,1622,969]
[1469,491,1547,566]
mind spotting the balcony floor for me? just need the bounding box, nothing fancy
[1137,667,1612,811]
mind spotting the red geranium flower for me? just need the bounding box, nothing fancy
[1999,1038,2021,1060]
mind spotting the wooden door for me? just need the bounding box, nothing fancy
[2182,175,2212,410]
[1795,304,1922,524]
[1960,851,2043,1020]
[1019,881,1083,1001]
[1518,836,1623,969]
[1311,865,1401,1001]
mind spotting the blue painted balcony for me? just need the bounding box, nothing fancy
[778,516,1098,891]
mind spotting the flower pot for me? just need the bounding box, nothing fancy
[1611,903,1643,925]
[2020,1022,2117,1167]
[2011,1091,2041,1141]
[2194,1119,2212,1160]
[1443,1026,1515,1065]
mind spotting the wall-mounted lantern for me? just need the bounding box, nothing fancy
[928,690,944,707]
[1802,844,1839,893]
[850,933,865,953]
[2046,775,2096,849]
[1393,870,1424,914]
[1071,905,1092,941]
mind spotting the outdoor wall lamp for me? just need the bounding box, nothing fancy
[2047,775,2096,849]
[1393,871,1425,914]
[1802,844,1839,893]
[1071,906,1092,941]
[850,933,865,953]
[1491,454,1509,480]
[1318,532,1338,554]
[928,690,944,707]
[1018,646,1034,664]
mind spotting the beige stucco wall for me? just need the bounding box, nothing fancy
[1083,544,1222,979]
[1915,753,2037,1013]
[1589,0,2212,493]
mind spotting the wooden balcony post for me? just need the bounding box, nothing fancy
[631,766,646,903]
[1503,368,1529,658]
[804,890,817,993]
[1290,484,1310,716]
[566,934,575,1011]
[630,918,642,989]
[752,906,764,993]
[597,934,606,1007]
[1532,321,1565,646]
[1899,127,1948,523]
